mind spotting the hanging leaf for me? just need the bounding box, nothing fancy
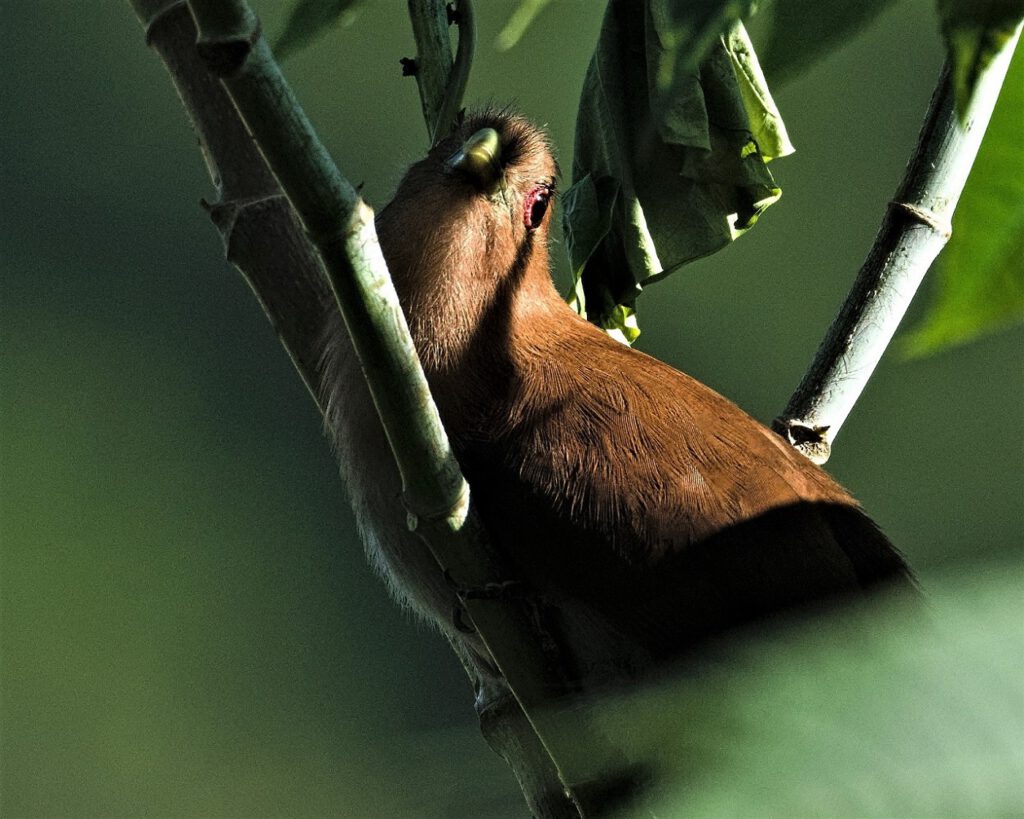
[274,0,365,62]
[495,0,554,52]
[757,0,896,86]
[902,46,1024,356]
[937,0,1024,118]
[562,0,790,341]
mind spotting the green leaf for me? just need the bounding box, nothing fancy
[937,0,1024,118]
[902,45,1024,356]
[727,20,793,158]
[591,561,1024,816]
[273,0,364,62]
[562,0,789,341]
[494,0,554,52]
[757,0,896,86]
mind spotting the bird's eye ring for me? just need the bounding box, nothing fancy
[524,184,552,232]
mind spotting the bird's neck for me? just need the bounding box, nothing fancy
[382,222,559,367]
[383,231,566,434]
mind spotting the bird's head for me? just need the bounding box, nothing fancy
[377,110,561,373]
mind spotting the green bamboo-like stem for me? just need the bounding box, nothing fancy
[774,26,1022,464]
[184,0,621,812]
[130,0,331,414]
[129,1,586,813]
[187,0,459,516]
[404,3,583,812]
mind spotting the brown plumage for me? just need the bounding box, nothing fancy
[321,111,913,687]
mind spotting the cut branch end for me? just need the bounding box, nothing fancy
[772,417,832,464]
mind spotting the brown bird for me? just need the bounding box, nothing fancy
[319,110,914,697]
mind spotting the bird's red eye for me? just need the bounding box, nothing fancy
[524,185,551,232]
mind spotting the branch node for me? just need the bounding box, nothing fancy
[772,417,832,464]
[142,0,189,46]
[203,194,292,265]
[303,198,366,255]
[890,200,953,238]
[400,56,418,77]
[444,569,532,638]
[445,570,528,602]
[196,32,258,77]
[452,604,476,633]
[445,570,531,638]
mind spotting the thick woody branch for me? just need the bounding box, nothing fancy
[774,26,1022,464]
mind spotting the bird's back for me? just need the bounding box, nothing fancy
[448,308,914,661]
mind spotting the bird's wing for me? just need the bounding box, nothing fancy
[456,322,913,657]
[506,326,856,557]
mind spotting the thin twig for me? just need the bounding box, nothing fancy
[405,0,453,138]
[430,0,475,146]
[405,0,477,146]
[774,26,1022,464]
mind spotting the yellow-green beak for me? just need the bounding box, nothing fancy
[446,127,503,192]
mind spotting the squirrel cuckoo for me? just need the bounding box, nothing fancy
[319,111,914,698]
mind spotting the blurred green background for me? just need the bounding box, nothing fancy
[1,2,1021,817]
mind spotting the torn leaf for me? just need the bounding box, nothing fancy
[563,0,789,340]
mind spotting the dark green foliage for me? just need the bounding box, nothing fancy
[4,3,1022,815]
[596,562,1024,816]
[494,0,554,51]
[904,47,1024,355]
[938,0,1024,117]
[758,0,895,86]
[274,0,363,61]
